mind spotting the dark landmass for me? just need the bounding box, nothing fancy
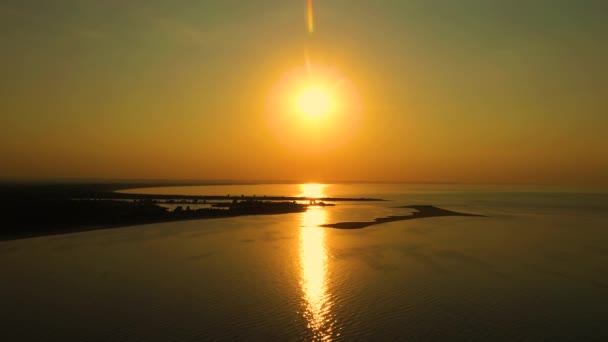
[320,205,486,229]
[0,198,309,240]
[0,182,380,240]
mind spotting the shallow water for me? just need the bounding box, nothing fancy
[2,184,608,340]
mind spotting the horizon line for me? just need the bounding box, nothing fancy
[1,177,606,190]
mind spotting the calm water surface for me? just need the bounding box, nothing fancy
[2,184,608,341]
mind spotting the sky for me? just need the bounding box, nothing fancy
[1,0,607,185]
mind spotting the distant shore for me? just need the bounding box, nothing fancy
[0,181,384,202]
[0,182,383,241]
[0,182,487,241]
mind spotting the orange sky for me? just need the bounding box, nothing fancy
[1,1,607,186]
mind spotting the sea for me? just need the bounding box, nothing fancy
[1,183,608,341]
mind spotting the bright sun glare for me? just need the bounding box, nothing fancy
[266,63,362,153]
[296,86,333,117]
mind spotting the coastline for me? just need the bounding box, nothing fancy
[0,182,488,241]
[0,182,383,241]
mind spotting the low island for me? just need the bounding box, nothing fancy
[320,205,486,229]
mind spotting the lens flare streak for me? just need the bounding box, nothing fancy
[307,0,315,34]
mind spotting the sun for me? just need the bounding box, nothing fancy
[266,63,363,153]
[296,86,333,117]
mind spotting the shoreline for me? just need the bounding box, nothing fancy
[0,196,312,241]
[0,183,487,241]
[0,182,388,241]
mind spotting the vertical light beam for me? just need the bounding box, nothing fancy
[307,0,315,34]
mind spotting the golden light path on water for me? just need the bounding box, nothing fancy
[298,184,335,340]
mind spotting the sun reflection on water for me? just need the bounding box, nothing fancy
[298,184,334,340]
[299,183,328,199]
